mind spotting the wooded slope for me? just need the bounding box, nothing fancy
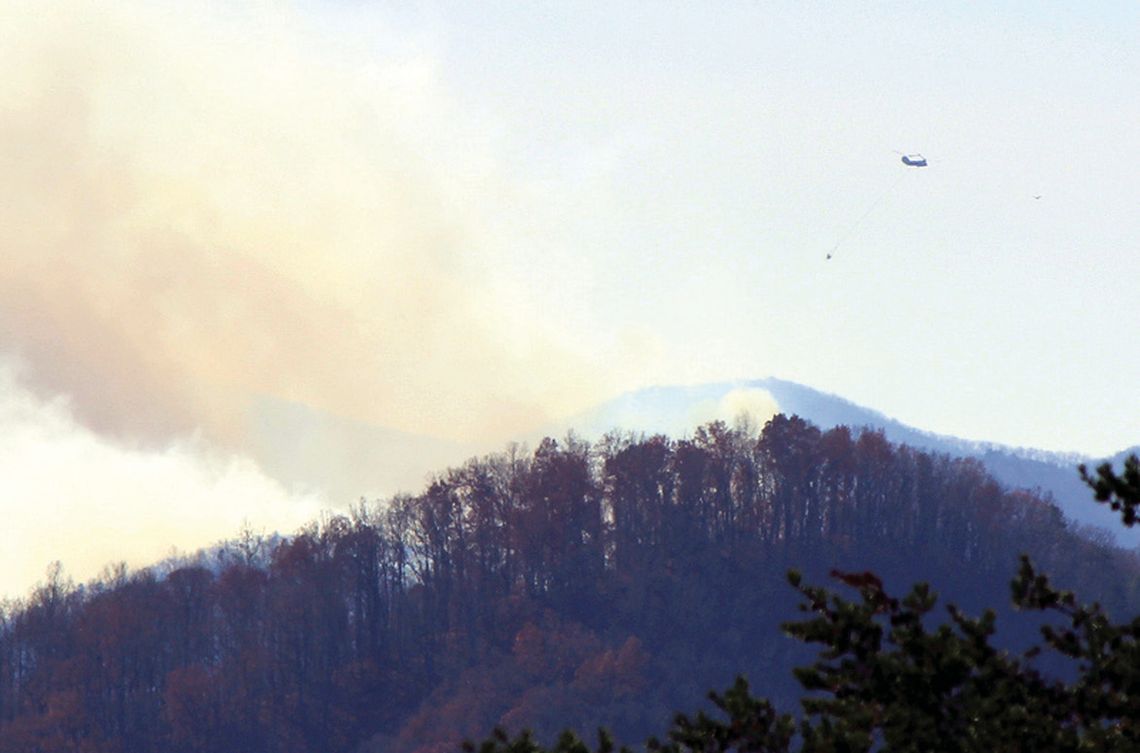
[2,416,1136,753]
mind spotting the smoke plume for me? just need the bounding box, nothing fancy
[0,0,600,450]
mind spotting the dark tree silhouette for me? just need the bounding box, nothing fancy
[471,453,1140,753]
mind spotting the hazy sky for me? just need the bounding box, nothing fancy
[2,1,1137,597]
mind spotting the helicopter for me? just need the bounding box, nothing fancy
[825,151,930,259]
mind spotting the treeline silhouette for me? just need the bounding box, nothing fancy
[1,416,1136,753]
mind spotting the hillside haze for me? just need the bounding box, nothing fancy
[7,375,1130,602]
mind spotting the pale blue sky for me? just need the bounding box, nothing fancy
[315,0,1139,454]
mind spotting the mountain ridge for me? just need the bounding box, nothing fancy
[555,377,1138,546]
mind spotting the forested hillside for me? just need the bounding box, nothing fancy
[2,416,1136,753]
